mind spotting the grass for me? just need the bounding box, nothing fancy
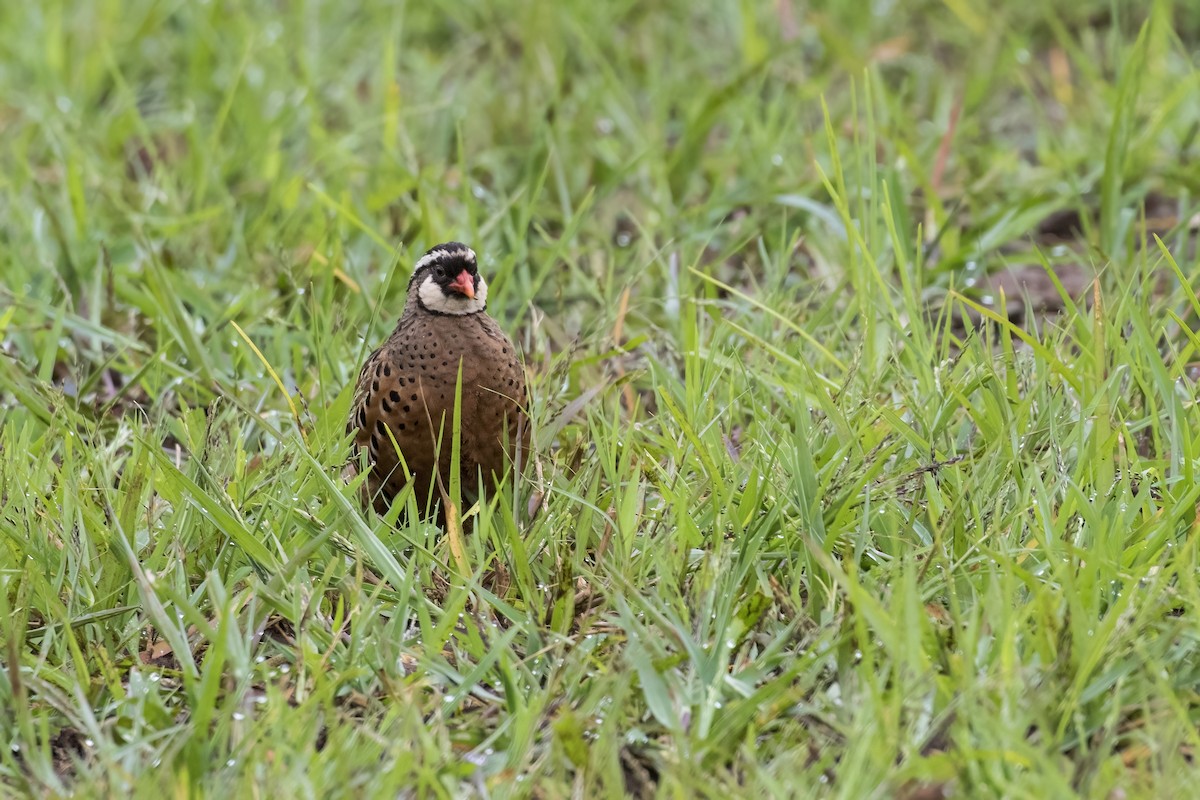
[2,0,1200,796]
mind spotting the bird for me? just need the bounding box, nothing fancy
[345,242,529,521]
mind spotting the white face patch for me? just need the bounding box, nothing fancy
[418,273,488,315]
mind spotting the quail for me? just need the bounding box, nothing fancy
[346,242,530,519]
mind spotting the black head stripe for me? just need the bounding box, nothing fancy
[407,242,478,289]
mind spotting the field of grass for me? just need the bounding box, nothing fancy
[3,0,1200,797]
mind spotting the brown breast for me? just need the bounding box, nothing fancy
[348,312,528,516]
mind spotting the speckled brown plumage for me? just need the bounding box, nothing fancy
[346,243,529,519]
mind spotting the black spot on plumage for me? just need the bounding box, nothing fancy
[381,398,393,413]
[389,390,401,403]
[371,379,380,393]
[398,423,406,431]
[375,418,388,438]
[382,364,391,377]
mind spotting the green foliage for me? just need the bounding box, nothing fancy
[2,0,1200,796]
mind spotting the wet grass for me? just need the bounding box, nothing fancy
[3,0,1200,797]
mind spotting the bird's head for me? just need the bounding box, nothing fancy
[410,242,488,316]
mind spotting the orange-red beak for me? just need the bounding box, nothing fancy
[448,269,475,298]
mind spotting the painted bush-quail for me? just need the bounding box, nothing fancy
[346,242,529,518]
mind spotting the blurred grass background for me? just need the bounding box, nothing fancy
[3,0,1200,796]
